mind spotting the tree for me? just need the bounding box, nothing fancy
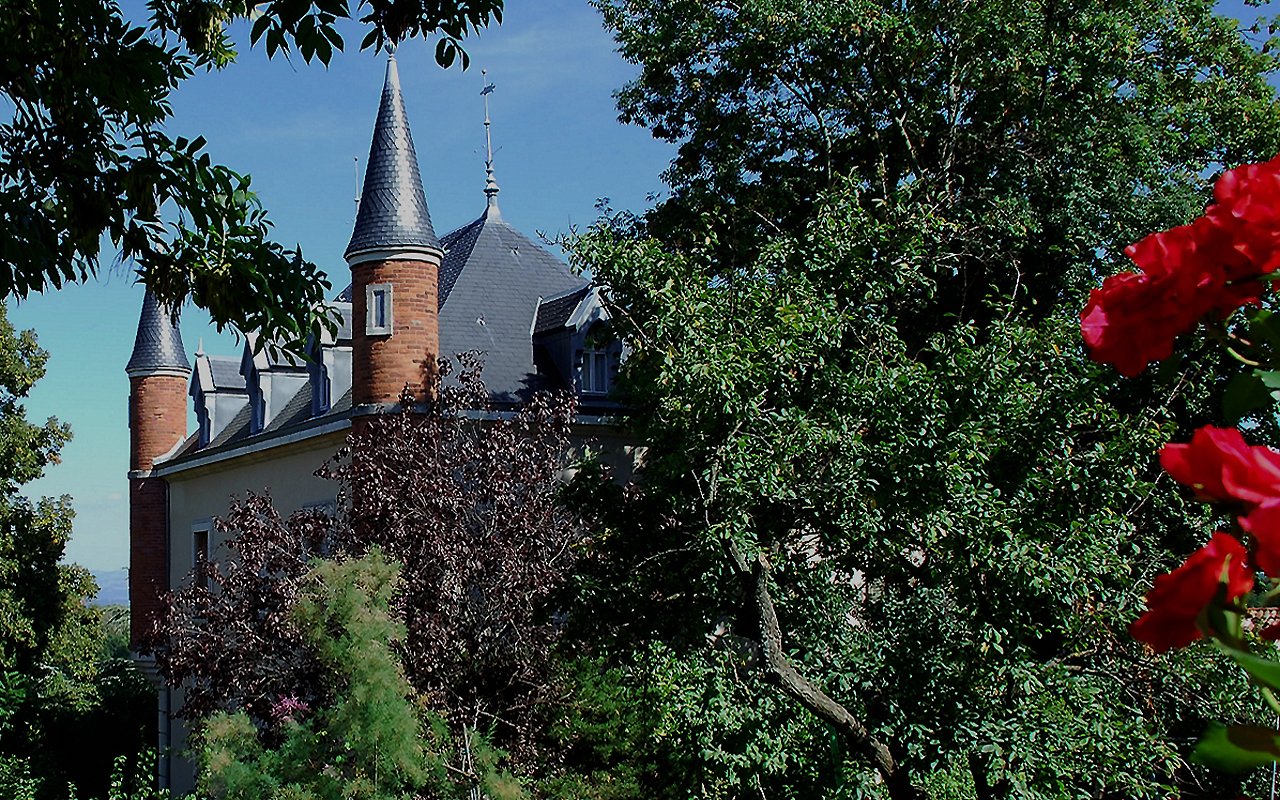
[0,306,155,800]
[596,0,1280,326]
[559,0,1280,795]
[196,549,523,800]
[322,358,581,757]
[0,0,503,353]
[156,357,582,777]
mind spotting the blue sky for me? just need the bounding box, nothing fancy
[7,1,675,573]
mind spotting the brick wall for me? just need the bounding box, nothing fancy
[128,374,186,646]
[129,476,167,645]
[129,375,189,471]
[351,258,440,406]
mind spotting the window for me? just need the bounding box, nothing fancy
[197,405,211,447]
[312,364,331,415]
[366,283,393,335]
[249,381,265,434]
[580,346,611,394]
[192,528,210,590]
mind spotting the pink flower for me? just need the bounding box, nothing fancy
[1131,532,1253,652]
[270,694,310,725]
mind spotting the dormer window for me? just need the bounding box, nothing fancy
[249,378,266,434]
[577,323,619,397]
[580,346,611,394]
[366,284,393,335]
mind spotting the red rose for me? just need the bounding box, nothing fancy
[1240,502,1280,577]
[1160,425,1280,507]
[1082,217,1265,376]
[1213,154,1280,230]
[1131,532,1253,652]
[1082,157,1280,376]
[1159,426,1263,503]
[1210,155,1280,278]
[1080,267,1206,377]
[1161,426,1280,577]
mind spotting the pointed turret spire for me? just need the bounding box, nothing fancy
[481,70,500,216]
[126,289,190,377]
[345,53,441,263]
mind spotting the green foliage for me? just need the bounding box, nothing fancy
[567,0,1280,794]
[197,549,525,800]
[597,0,1280,329]
[0,0,334,356]
[0,310,155,799]
[566,174,1270,795]
[536,654,675,799]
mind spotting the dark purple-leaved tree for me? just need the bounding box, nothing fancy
[152,355,583,760]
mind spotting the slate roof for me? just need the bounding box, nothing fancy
[127,290,190,376]
[159,207,593,470]
[163,383,354,468]
[340,208,588,402]
[438,210,587,402]
[345,55,440,259]
[265,381,318,432]
[534,285,592,335]
[205,356,247,394]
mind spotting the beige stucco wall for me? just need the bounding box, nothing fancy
[165,429,349,591]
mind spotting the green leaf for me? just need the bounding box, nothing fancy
[1224,645,1280,691]
[1224,370,1277,423]
[435,38,454,68]
[1258,370,1280,390]
[1192,723,1280,772]
[1249,308,1280,350]
[250,13,272,45]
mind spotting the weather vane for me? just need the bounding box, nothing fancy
[352,156,360,222]
[481,70,500,210]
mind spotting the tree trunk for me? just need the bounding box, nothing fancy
[731,543,923,800]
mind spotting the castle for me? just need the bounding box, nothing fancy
[124,53,625,792]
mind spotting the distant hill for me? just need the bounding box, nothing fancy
[90,569,129,607]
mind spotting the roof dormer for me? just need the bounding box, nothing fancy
[308,302,353,416]
[241,335,308,435]
[190,352,248,447]
[531,286,623,404]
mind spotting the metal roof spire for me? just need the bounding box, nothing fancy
[481,70,500,217]
[126,289,190,377]
[345,51,441,263]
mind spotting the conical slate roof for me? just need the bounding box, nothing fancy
[126,290,190,376]
[345,55,440,260]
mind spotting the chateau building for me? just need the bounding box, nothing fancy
[125,54,625,792]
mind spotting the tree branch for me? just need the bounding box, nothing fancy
[725,538,922,799]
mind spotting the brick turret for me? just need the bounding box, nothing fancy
[126,290,190,647]
[346,53,443,410]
